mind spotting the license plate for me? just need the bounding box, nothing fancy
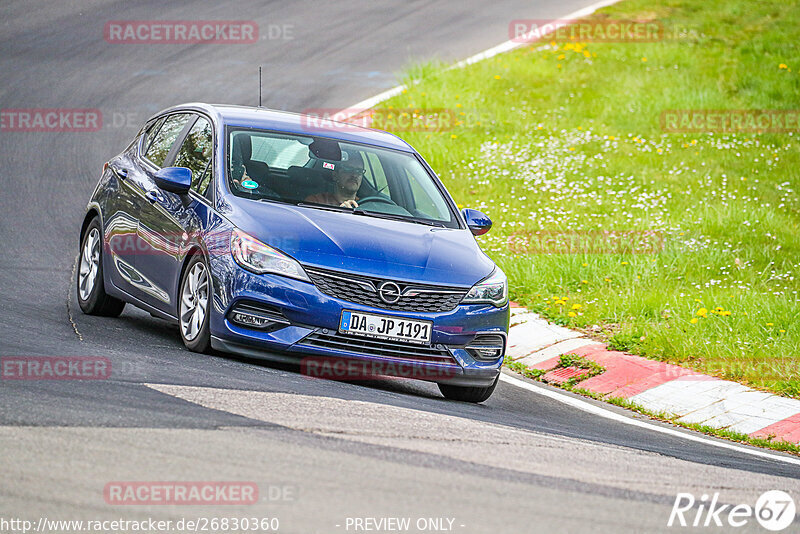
[339,310,432,345]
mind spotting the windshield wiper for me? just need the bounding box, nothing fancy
[296,202,350,212]
[259,197,300,206]
[352,208,447,227]
[293,202,447,227]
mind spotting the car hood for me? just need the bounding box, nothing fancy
[222,197,495,287]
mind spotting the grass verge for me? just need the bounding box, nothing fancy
[378,0,800,396]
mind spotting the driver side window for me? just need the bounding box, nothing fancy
[174,117,213,195]
[144,113,193,168]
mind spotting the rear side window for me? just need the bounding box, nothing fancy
[144,113,192,167]
[174,117,213,195]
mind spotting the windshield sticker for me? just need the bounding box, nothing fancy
[241,179,258,189]
[322,162,335,170]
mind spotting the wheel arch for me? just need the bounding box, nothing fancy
[175,245,208,315]
[80,207,102,244]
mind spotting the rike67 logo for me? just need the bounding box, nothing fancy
[668,491,795,531]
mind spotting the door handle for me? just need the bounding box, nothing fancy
[144,190,161,204]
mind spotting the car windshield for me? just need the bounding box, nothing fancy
[226,128,457,227]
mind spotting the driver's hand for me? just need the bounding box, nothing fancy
[340,199,359,209]
[234,168,251,190]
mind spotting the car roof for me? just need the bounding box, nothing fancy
[155,102,416,153]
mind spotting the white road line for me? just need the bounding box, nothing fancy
[499,373,800,467]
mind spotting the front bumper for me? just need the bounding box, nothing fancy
[208,258,509,387]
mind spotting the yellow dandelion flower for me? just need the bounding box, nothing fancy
[621,261,629,266]
[568,312,577,318]
[766,322,774,326]
[494,75,501,79]
[696,308,708,318]
[690,318,698,324]
[582,263,588,267]
[581,280,588,284]
[779,63,788,69]
[641,57,647,62]
[780,329,786,333]
[572,304,582,310]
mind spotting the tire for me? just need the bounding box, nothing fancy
[438,374,499,403]
[178,254,211,353]
[77,218,126,317]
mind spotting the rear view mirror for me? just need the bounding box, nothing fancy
[461,208,492,236]
[154,167,192,194]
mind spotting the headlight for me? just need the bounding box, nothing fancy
[462,268,508,307]
[230,229,310,282]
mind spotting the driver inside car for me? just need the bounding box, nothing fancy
[305,157,365,208]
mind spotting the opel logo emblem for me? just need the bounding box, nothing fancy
[378,281,401,304]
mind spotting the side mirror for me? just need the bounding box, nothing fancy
[461,208,492,236]
[154,167,192,194]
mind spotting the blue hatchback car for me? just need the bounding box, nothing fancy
[78,103,509,402]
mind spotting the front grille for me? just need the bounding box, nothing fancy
[299,331,458,366]
[305,267,467,313]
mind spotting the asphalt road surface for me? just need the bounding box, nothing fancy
[1,1,798,533]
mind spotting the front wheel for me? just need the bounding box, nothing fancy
[178,254,211,353]
[77,218,125,317]
[438,374,499,403]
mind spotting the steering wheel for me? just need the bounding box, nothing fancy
[357,196,396,206]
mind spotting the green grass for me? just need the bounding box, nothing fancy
[377,0,800,396]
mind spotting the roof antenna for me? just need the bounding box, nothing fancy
[258,66,262,107]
